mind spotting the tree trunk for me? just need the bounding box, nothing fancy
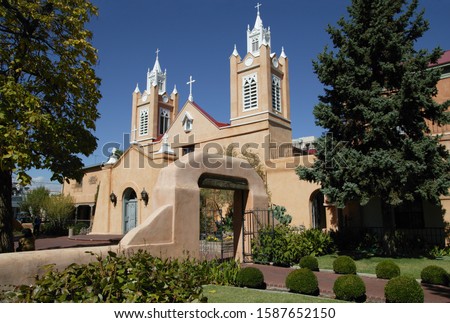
[0,170,14,253]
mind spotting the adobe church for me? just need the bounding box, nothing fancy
[63,7,450,246]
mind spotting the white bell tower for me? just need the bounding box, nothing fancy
[147,48,167,94]
[246,3,271,57]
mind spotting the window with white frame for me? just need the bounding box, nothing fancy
[182,112,193,132]
[139,108,149,136]
[243,74,258,110]
[252,37,259,53]
[272,75,282,112]
[159,108,170,135]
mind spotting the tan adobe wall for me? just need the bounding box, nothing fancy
[266,156,320,228]
[62,167,106,205]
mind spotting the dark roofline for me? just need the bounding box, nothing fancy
[82,163,103,171]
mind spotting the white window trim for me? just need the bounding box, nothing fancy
[182,112,194,132]
[159,107,170,135]
[139,108,149,136]
[272,74,282,113]
[242,73,258,111]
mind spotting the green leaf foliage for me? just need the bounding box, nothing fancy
[296,0,450,208]
[375,260,401,279]
[19,186,50,217]
[333,274,366,302]
[299,255,319,271]
[5,251,240,303]
[420,265,449,286]
[384,275,424,303]
[0,0,101,252]
[0,0,101,183]
[333,256,357,274]
[252,225,335,266]
[236,267,265,289]
[285,268,319,296]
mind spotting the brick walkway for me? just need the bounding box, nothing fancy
[244,263,450,303]
[14,234,122,251]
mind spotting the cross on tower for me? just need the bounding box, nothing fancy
[187,75,196,102]
[255,2,262,15]
[155,48,160,59]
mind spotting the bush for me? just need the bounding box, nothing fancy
[206,259,240,286]
[236,267,265,289]
[285,268,319,296]
[252,224,293,265]
[72,222,90,235]
[375,260,400,279]
[333,274,366,302]
[301,229,335,256]
[4,251,241,303]
[385,275,424,303]
[333,256,356,274]
[252,225,335,266]
[420,265,449,286]
[299,255,319,271]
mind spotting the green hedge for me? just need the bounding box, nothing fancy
[3,251,240,303]
[252,225,335,266]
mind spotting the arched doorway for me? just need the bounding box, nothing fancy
[198,173,249,260]
[311,190,326,230]
[123,188,137,234]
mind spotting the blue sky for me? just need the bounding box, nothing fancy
[28,0,450,190]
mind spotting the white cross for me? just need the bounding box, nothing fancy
[187,75,195,102]
[155,48,160,59]
[255,2,262,15]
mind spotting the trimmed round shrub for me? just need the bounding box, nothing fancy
[285,268,319,296]
[375,260,400,279]
[236,267,265,289]
[333,274,366,302]
[420,265,449,286]
[385,275,424,303]
[299,255,319,271]
[333,256,356,274]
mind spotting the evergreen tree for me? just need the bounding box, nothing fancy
[297,0,450,209]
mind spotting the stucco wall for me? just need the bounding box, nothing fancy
[266,156,319,228]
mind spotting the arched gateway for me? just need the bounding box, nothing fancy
[120,152,268,261]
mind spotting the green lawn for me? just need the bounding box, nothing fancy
[203,285,344,303]
[317,254,450,278]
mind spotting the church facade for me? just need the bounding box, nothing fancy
[63,8,450,246]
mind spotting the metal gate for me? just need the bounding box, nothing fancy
[242,209,275,263]
[199,209,234,260]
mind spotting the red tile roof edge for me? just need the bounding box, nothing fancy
[429,50,450,67]
[191,101,230,128]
